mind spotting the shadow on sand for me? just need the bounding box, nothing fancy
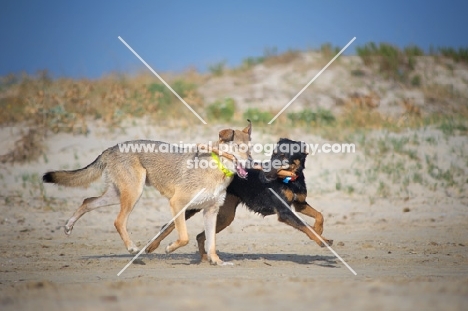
[82,251,339,268]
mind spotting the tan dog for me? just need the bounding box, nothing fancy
[43,122,252,265]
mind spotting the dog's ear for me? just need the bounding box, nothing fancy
[219,129,234,142]
[242,119,252,136]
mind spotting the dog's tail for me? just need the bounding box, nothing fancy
[43,153,106,188]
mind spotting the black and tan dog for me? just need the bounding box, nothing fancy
[146,138,332,260]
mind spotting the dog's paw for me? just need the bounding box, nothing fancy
[127,243,140,254]
[64,225,73,235]
[145,245,156,254]
[165,240,189,254]
[208,256,234,266]
[128,248,139,254]
[128,247,139,254]
[319,239,333,247]
[145,241,160,254]
[165,245,172,254]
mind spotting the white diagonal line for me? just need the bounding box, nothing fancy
[268,188,357,275]
[117,188,206,276]
[118,36,207,125]
[268,37,356,124]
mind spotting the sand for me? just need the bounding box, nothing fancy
[1,123,467,311]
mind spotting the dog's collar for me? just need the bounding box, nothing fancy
[282,175,297,184]
[211,152,234,178]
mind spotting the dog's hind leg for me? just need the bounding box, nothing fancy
[293,201,333,246]
[275,206,330,247]
[145,209,200,254]
[293,201,324,234]
[196,195,240,261]
[64,185,119,236]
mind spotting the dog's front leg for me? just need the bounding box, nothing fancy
[203,205,233,266]
[165,198,190,254]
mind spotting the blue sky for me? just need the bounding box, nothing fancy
[1,0,467,78]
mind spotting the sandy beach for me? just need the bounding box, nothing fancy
[1,122,467,310]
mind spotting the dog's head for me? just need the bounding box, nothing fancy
[217,120,252,179]
[262,138,308,182]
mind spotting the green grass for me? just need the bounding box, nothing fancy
[208,61,227,76]
[410,74,421,87]
[287,108,336,126]
[356,42,422,83]
[243,108,273,124]
[437,47,468,63]
[206,98,236,122]
[241,56,265,70]
[147,79,197,109]
[320,43,341,58]
[377,181,390,197]
[356,42,468,82]
[438,118,468,135]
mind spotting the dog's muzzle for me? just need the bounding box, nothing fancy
[236,162,248,179]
